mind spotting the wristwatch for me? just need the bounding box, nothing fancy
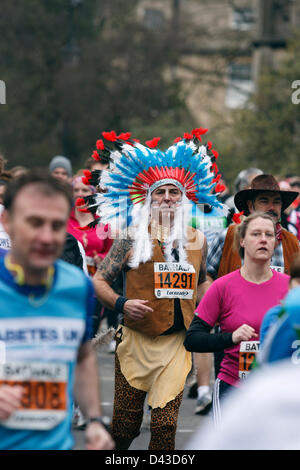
[86,417,110,431]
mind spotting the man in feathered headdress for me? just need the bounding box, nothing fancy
[83,129,225,450]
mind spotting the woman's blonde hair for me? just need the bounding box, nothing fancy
[234,211,276,259]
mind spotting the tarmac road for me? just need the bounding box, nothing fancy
[73,344,212,450]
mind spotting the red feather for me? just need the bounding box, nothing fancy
[75,197,85,207]
[145,137,161,148]
[96,140,105,150]
[102,130,117,142]
[215,183,226,193]
[211,163,218,174]
[117,132,131,140]
[233,211,244,224]
[83,170,92,178]
[212,174,221,183]
[193,127,208,135]
[183,133,193,140]
[92,150,101,161]
[191,129,202,141]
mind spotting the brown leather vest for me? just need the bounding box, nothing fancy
[217,224,300,278]
[125,228,203,337]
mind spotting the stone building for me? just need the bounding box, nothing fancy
[137,0,300,126]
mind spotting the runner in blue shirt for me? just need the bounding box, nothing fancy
[0,170,114,450]
[259,253,300,364]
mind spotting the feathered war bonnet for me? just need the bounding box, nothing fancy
[79,129,226,268]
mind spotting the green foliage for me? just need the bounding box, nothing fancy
[217,32,300,188]
[0,0,188,171]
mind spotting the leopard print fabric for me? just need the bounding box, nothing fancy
[112,348,183,450]
[149,390,183,450]
[112,352,146,443]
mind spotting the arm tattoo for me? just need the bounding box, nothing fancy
[97,239,133,284]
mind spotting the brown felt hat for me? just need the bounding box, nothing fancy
[234,174,299,215]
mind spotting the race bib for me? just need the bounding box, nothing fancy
[238,341,260,380]
[154,262,195,299]
[86,256,97,276]
[0,362,68,430]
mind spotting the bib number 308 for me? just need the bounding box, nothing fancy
[0,362,68,430]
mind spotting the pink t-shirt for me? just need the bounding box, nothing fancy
[67,208,113,274]
[195,269,289,386]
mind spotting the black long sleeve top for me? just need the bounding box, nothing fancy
[184,315,235,353]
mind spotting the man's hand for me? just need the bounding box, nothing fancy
[123,299,153,321]
[85,422,115,450]
[232,324,258,344]
[0,385,23,420]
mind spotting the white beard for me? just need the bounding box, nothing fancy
[128,193,192,268]
[162,194,192,266]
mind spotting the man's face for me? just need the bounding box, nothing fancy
[51,167,70,182]
[2,185,70,273]
[151,184,182,224]
[247,191,282,223]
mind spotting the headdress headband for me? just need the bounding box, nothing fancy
[79,128,226,230]
[150,179,184,193]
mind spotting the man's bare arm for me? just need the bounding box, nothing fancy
[97,239,133,284]
[74,342,114,450]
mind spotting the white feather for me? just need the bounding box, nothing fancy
[128,193,153,268]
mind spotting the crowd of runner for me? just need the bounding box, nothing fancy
[0,130,299,450]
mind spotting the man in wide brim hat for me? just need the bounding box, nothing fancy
[234,174,299,216]
[212,174,300,280]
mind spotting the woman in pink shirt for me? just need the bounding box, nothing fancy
[184,212,289,423]
[67,176,113,276]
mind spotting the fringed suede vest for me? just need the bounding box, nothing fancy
[218,224,300,278]
[125,228,203,337]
